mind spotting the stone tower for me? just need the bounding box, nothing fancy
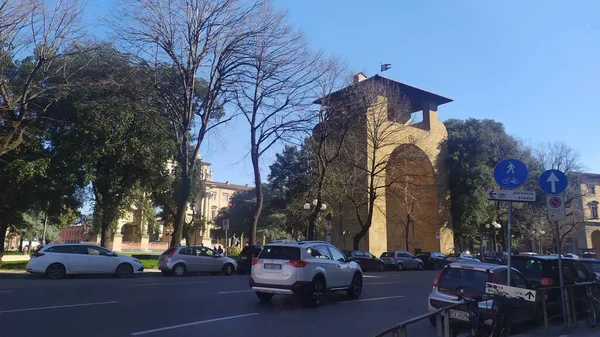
[322,74,454,257]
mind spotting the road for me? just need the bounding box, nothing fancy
[0,270,439,337]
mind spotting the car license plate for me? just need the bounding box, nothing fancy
[449,309,470,321]
[263,263,282,270]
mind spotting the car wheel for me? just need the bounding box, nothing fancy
[397,263,403,271]
[378,263,385,272]
[45,263,66,279]
[256,292,273,303]
[417,263,423,270]
[115,263,134,278]
[222,263,234,276]
[304,276,326,308]
[346,273,363,299]
[172,263,186,277]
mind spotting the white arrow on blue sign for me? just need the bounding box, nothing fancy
[538,169,568,195]
[493,159,528,189]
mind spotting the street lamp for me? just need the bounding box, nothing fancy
[485,222,502,252]
[304,199,326,240]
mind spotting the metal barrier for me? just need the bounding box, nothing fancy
[373,301,474,337]
[375,282,600,337]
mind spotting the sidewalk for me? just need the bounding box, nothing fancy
[513,324,599,337]
[1,255,30,262]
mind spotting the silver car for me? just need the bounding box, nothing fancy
[427,262,538,326]
[158,246,237,276]
[380,250,424,271]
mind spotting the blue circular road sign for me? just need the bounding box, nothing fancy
[493,159,528,189]
[539,169,568,195]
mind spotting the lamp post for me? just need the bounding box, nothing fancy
[537,230,546,254]
[304,199,326,240]
[485,222,502,252]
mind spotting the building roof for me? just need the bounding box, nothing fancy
[573,172,600,181]
[209,181,253,191]
[314,74,453,113]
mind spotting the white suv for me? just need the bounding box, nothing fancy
[249,240,363,307]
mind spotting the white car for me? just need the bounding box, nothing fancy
[26,243,144,279]
[249,240,363,307]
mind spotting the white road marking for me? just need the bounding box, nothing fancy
[125,281,210,287]
[364,282,403,286]
[0,301,118,314]
[340,295,404,304]
[130,313,260,335]
[0,290,14,293]
[217,290,253,294]
[362,275,382,278]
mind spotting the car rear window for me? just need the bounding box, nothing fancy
[437,268,490,294]
[381,252,394,257]
[582,261,600,273]
[259,246,300,260]
[161,247,176,256]
[240,246,262,257]
[512,258,545,279]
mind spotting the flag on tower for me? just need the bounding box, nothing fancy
[381,63,391,72]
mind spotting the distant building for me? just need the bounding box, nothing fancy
[573,172,600,254]
[59,224,91,243]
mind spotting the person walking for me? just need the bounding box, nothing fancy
[217,245,223,255]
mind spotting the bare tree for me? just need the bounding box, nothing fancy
[114,0,262,246]
[231,4,321,244]
[535,141,586,248]
[333,78,429,250]
[0,0,89,158]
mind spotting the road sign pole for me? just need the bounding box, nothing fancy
[225,229,228,257]
[554,219,568,326]
[507,201,512,286]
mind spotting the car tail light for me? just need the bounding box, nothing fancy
[167,249,176,258]
[541,278,555,286]
[32,253,45,258]
[433,269,444,287]
[288,260,309,268]
[490,273,499,284]
[252,258,260,265]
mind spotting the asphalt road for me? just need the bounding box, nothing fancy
[0,270,440,337]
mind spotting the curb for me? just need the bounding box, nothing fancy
[0,269,163,279]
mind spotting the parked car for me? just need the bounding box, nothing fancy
[342,250,385,272]
[380,250,424,271]
[237,245,262,274]
[563,253,579,259]
[416,252,450,270]
[158,246,237,276]
[447,253,481,263]
[427,262,539,326]
[25,243,144,279]
[579,259,600,280]
[249,240,363,307]
[581,252,597,259]
[510,254,596,314]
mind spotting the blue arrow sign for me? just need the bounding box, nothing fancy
[494,159,528,189]
[539,169,568,195]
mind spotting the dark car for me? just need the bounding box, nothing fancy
[580,259,600,280]
[237,245,262,274]
[511,254,596,313]
[416,252,450,270]
[342,250,385,272]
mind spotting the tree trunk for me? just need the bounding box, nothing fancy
[405,218,410,251]
[183,222,191,246]
[0,223,7,252]
[19,236,24,252]
[171,170,191,247]
[250,145,262,245]
[353,224,370,250]
[100,217,111,248]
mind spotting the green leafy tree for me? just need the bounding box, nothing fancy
[45,44,175,247]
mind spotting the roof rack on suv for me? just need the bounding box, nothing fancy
[297,241,330,245]
[267,239,298,244]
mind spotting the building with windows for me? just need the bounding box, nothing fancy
[574,172,600,255]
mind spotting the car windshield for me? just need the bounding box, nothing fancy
[437,268,490,294]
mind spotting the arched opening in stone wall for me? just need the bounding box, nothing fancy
[592,230,600,253]
[121,223,139,242]
[385,144,439,254]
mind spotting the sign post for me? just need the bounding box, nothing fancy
[493,159,531,286]
[539,169,569,325]
[223,219,230,257]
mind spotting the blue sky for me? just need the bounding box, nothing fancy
[87,0,600,185]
